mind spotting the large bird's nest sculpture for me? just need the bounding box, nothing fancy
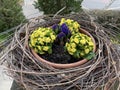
[0,12,120,90]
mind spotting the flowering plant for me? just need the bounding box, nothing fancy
[65,33,94,58]
[60,18,80,35]
[29,27,56,54]
[52,23,71,46]
[52,18,80,45]
[29,18,95,60]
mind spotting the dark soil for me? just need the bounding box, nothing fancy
[40,44,80,64]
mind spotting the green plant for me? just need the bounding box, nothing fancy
[34,0,83,14]
[65,33,94,58]
[52,18,80,46]
[0,0,25,32]
[59,18,80,34]
[29,18,95,60]
[29,27,56,54]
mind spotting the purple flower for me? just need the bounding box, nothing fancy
[52,24,59,30]
[52,24,60,34]
[57,32,66,39]
[61,23,71,35]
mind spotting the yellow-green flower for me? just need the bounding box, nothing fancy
[37,30,42,34]
[34,32,40,37]
[80,52,84,56]
[39,51,45,54]
[30,34,34,39]
[46,37,51,43]
[67,45,71,51]
[71,43,76,47]
[68,47,76,55]
[38,38,44,45]
[43,46,49,51]
[65,43,68,47]
[68,51,74,55]
[40,32,45,37]
[66,19,73,24]
[80,40,86,45]
[89,47,93,51]
[37,46,42,51]
[69,26,73,31]
[34,48,38,53]
[73,22,79,29]
[85,49,90,54]
[74,38,79,44]
[60,18,65,25]
[88,41,94,46]
[71,48,76,53]
[31,40,36,46]
[51,35,56,41]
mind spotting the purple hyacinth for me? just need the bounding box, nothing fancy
[52,24,59,30]
[57,32,66,39]
[52,24,60,34]
[61,23,71,35]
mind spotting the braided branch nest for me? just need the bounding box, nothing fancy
[1,12,120,90]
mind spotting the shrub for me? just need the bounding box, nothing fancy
[0,0,25,32]
[34,0,83,14]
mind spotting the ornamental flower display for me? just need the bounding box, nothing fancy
[52,23,71,46]
[29,27,56,54]
[65,33,94,58]
[60,18,80,34]
[29,18,95,66]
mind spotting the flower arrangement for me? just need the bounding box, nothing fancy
[29,27,56,54]
[65,33,94,58]
[29,18,95,61]
[59,18,80,34]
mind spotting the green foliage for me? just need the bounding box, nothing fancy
[84,52,95,60]
[0,34,7,42]
[34,0,83,14]
[0,0,25,32]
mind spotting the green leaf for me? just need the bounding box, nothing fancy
[48,49,52,54]
[64,46,67,51]
[74,51,80,58]
[84,52,95,60]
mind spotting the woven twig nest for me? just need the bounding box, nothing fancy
[1,13,120,90]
